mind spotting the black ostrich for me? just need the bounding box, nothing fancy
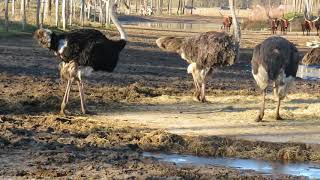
[156,0,241,102]
[251,36,299,122]
[34,0,127,115]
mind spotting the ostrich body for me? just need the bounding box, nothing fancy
[251,36,299,122]
[156,0,240,102]
[34,0,127,115]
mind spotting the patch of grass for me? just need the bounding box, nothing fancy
[284,12,303,20]
[0,19,38,37]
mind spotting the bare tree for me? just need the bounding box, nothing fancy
[105,0,111,26]
[62,0,67,30]
[55,0,59,27]
[69,0,73,25]
[190,0,194,14]
[81,0,85,26]
[36,0,41,27]
[168,0,172,15]
[21,0,26,30]
[40,0,45,27]
[4,0,9,32]
[12,0,15,17]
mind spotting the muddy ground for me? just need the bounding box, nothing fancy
[0,15,320,179]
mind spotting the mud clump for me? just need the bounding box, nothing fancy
[139,130,186,152]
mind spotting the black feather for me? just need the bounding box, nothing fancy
[251,36,299,80]
[35,28,126,72]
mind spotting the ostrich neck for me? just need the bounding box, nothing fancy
[110,2,127,40]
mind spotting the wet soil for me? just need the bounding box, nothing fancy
[0,115,312,179]
[0,15,320,179]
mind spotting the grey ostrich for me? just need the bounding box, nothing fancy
[156,0,241,102]
[251,37,299,122]
[34,0,127,115]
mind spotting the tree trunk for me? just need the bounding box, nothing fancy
[182,0,185,14]
[80,0,85,26]
[11,0,15,17]
[4,0,9,32]
[21,0,26,30]
[36,0,41,27]
[99,0,103,24]
[40,0,45,27]
[105,0,111,26]
[55,0,59,27]
[190,0,194,15]
[87,3,91,20]
[44,0,48,19]
[168,0,172,15]
[62,0,67,30]
[48,0,52,16]
[69,0,73,25]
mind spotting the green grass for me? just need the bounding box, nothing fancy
[0,19,38,37]
[284,12,303,20]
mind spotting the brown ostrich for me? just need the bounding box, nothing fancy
[156,0,241,102]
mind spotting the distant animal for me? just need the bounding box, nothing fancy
[314,17,320,35]
[270,18,280,35]
[222,16,232,32]
[301,19,313,36]
[251,36,299,122]
[279,18,289,35]
[34,0,127,115]
[156,0,240,102]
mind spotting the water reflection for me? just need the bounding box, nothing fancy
[121,21,221,31]
[143,152,320,179]
[297,65,320,80]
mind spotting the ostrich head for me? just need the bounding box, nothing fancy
[156,37,183,53]
[34,28,54,49]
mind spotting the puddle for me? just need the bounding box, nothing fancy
[121,21,220,31]
[297,65,320,81]
[143,152,320,179]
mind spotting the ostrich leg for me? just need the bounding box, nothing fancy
[191,72,201,101]
[200,82,206,102]
[76,71,87,114]
[60,79,72,115]
[77,80,87,114]
[255,88,266,122]
[275,97,283,120]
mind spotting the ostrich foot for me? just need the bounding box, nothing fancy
[255,115,263,122]
[59,109,66,116]
[200,96,207,103]
[194,92,201,101]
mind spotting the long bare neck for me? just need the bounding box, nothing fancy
[109,1,127,40]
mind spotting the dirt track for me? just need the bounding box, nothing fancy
[0,15,320,179]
